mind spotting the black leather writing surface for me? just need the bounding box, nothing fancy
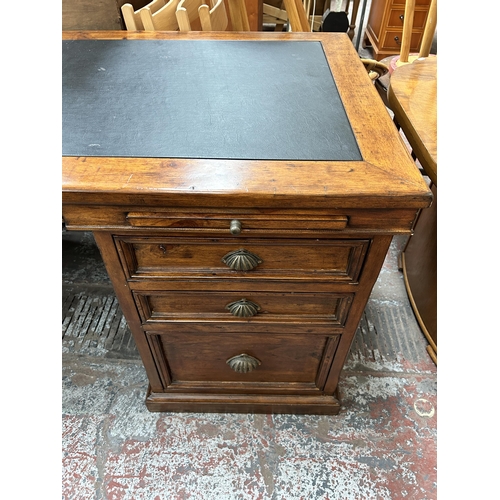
[62,40,361,161]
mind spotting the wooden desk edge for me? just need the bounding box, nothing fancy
[62,32,433,208]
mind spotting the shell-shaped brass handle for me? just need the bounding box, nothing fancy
[221,249,262,271]
[226,354,261,373]
[226,299,261,318]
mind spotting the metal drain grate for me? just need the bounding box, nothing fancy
[348,299,429,368]
[62,285,139,359]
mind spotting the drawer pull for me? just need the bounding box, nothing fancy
[226,298,261,318]
[229,219,242,235]
[226,354,261,373]
[222,249,262,271]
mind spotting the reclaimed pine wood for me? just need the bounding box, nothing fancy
[62,31,432,414]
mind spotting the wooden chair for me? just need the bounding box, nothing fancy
[140,0,181,30]
[388,57,437,364]
[226,0,250,30]
[121,0,167,30]
[174,0,204,30]
[392,0,437,70]
[361,58,389,82]
[199,0,229,30]
[272,0,388,82]
[282,0,311,30]
[176,0,228,31]
[264,0,361,35]
[382,0,437,364]
[374,0,436,103]
[263,0,310,31]
[321,0,358,38]
[263,1,288,31]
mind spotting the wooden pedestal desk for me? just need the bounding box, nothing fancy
[62,31,432,414]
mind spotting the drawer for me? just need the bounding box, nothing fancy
[391,0,430,6]
[382,31,423,50]
[146,331,340,390]
[134,290,353,327]
[63,206,421,233]
[116,236,370,282]
[387,9,428,28]
[126,211,349,234]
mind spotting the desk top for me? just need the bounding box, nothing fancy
[388,57,437,186]
[62,39,360,161]
[62,31,432,210]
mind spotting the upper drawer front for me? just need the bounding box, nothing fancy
[391,0,430,6]
[115,237,370,282]
[387,9,428,28]
[134,290,353,327]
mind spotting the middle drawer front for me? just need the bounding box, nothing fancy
[115,236,370,282]
[134,290,353,327]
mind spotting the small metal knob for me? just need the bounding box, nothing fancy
[394,36,401,45]
[399,14,404,21]
[230,219,242,235]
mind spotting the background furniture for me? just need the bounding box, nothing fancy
[140,0,184,30]
[227,0,251,29]
[198,0,229,30]
[363,0,432,61]
[264,0,390,82]
[388,56,437,363]
[62,31,431,414]
[389,0,436,70]
[63,0,260,30]
[125,0,228,30]
[122,0,166,30]
[262,0,363,35]
[282,0,311,30]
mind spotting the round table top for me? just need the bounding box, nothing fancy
[387,57,437,186]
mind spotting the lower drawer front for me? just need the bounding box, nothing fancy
[116,236,370,282]
[382,31,423,50]
[147,331,339,390]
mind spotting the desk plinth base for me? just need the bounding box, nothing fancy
[145,387,341,415]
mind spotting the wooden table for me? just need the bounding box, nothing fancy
[62,31,432,414]
[388,57,437,185]
[388,56,437,362]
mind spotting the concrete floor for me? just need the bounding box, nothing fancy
[62,229,437,499]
